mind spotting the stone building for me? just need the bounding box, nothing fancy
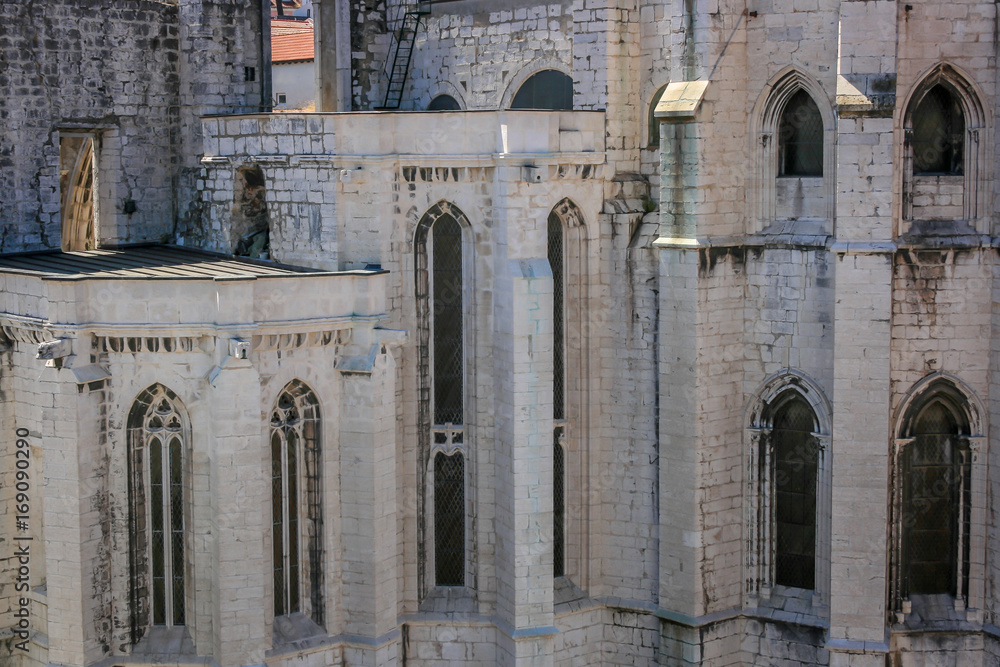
[2,0,1000,665]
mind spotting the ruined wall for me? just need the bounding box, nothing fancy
[0,0,180,252]
[0,0,264,255]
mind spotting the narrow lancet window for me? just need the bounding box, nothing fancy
[271,381,323,624]
[127,385,187,643]
[549,209,566,576]
[425,209,467,588]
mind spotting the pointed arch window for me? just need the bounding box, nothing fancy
[127,385,188,644]
[270,380,324,625]
[750,72,834,231]
[778,90,823,177]
[901,67,987,225]
[548,209,566,577]
[417,204,470,592]
[892,386,977,618]
[745,374,831,608]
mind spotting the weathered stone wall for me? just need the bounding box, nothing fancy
[0,0,265,254]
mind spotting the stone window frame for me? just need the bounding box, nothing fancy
[420,80,466,111]
[126,383,193,646]
[889,373,987,624]
[58,130,99,252]
[500,59,574,111]
[547,198,588,587]
[896,63,989,231]
[646,82,669,149]
[743,370,832,612]
[269,379,325,628]
[415,201,477,598]
[748,68,836,234]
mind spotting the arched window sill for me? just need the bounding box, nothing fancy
[553,576,590,613]
[894,593,981,629]
[272,612,326,648]
[747,585,827,626]
[419,585,477,614]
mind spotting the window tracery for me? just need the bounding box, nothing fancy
[127,384,188,643]
[270,380,324,624]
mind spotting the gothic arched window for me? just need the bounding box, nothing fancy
[744,373,831,608]
[127,385,188,644]
[548,209,566,577]
[511,70,573,110]
[417,203,471,591]
[911,84,964,175]
[750,71,834,231]
[897,394,971,601]
[778,89,823,177]
[270,380,324,624]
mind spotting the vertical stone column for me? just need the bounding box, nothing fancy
[655,244,704,662]
[209,281,267,666]
[338,337,400,663]
[38,343,108,666]
[655,112,705,639]
[494,258,556,666]
[314,0,351,111]
[827,249,892,666]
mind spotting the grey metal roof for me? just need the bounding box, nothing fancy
[0,246,323,279]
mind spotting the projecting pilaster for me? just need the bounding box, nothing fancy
[825,3,898,663]
[494,258,556,666]
[337,335,401,663]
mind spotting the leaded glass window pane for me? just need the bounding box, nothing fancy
[779,90,823,177]
[511,70,573,110]
[433,215,463,425]
[150,435,165,625]
[773,397,818,590]
[435,452,465,586]
[548,212,565,421]
[170,437,184,626]
[902,401,961,595]
[912,85,964,175]
[553,427,565,578]
[271,431,285,615]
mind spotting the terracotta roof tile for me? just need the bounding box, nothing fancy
[271,30,314,63]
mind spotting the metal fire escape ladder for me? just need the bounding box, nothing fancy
[381,1,431,110]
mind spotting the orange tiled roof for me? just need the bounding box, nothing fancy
[272,30,314,63]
